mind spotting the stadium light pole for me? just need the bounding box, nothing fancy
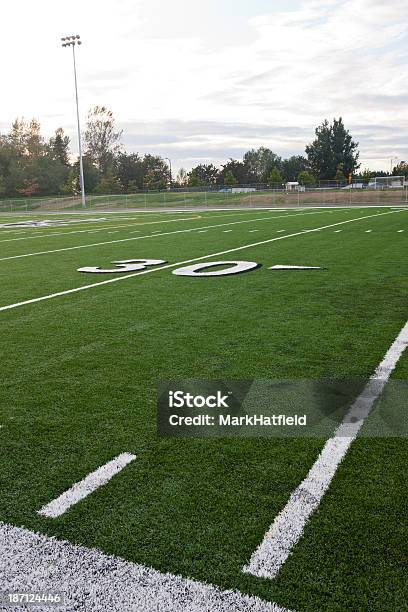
[390,157,397,175]
[61,35,86,208]
[165,157,172,188]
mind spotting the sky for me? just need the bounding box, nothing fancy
[1,0,407,173]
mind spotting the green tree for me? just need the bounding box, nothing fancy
[297,170,316,186]
[188,164,219,186]
[17,178,39,197]
[8,118,44,158]
[357,168,376,180]
[392,161,408,179]
[31,156,69,194]
[115,152,144,192]
[94,169,122,194]
[59,168,77,195]
[282,156,310,181]
[267,167,283,186]
[219,159,247,185]
[175,168,188,187]
[243,147,282,183]
[142,155,170,189]
[84,106,122,175]
[334,163,346,182]
[48,128,70,165]
[223,170,237,186]
[73,156,100,193]
[0,175,6,195]
[306,117,359,180]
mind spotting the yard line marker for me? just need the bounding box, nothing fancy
[37,453,136,518]
[365,229,372,233]
[0,522,290,612]
[398,229,404,232]
[276,230,286,233]
[0,210,331,263]
[243,318,408,579]
[223,230,233,233]
[334,230,342,233]
[269,265,322,270]
[249,229,259,232]
[0,209,404,313]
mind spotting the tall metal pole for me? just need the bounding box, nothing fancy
[72,44,86,208]
[62,35,85,208]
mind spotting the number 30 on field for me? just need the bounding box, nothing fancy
[77,259,261,276]
[77,259,322,276]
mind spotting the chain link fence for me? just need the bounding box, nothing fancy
[0,183,407,213]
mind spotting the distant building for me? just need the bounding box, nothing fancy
[285,181,305,192]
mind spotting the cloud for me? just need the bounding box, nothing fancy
[1,0,407,171]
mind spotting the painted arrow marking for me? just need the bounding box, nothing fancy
[269,265,323,270]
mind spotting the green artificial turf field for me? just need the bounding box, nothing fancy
[1,206,408,611]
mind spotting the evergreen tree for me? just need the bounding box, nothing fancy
[306,117,359,180]
[48,128,70,165]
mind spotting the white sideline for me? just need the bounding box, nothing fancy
[0,209,403,313]
[0,523,291,612]
[38,453,136,518]
[0,210,329,262]
[243,319,408,579]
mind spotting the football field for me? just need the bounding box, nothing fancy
[1,206,408,611]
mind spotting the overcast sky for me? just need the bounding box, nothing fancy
[1,0,407,172]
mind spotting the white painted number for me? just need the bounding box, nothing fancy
[172,260,260,277]
[77,259,166,274]
[77,258,323,276]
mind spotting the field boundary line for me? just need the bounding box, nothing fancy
[0,522,290,612]
[0,210,342,262]
[0,209,403,313]
[243,319,408,579]
[37,453,136,518]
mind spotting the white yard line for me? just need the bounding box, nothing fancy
[0,210,330,263]
[0,209,403,313]
[0,209,312,242]
[37,453,136,518]
[0,216,202,244]
[0,522,290,612]
[243,319,408,579]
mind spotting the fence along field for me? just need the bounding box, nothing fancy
[0,185,407,213]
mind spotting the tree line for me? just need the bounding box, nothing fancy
[0,109,406,198]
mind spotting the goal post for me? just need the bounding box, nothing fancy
[369,176,405,189]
